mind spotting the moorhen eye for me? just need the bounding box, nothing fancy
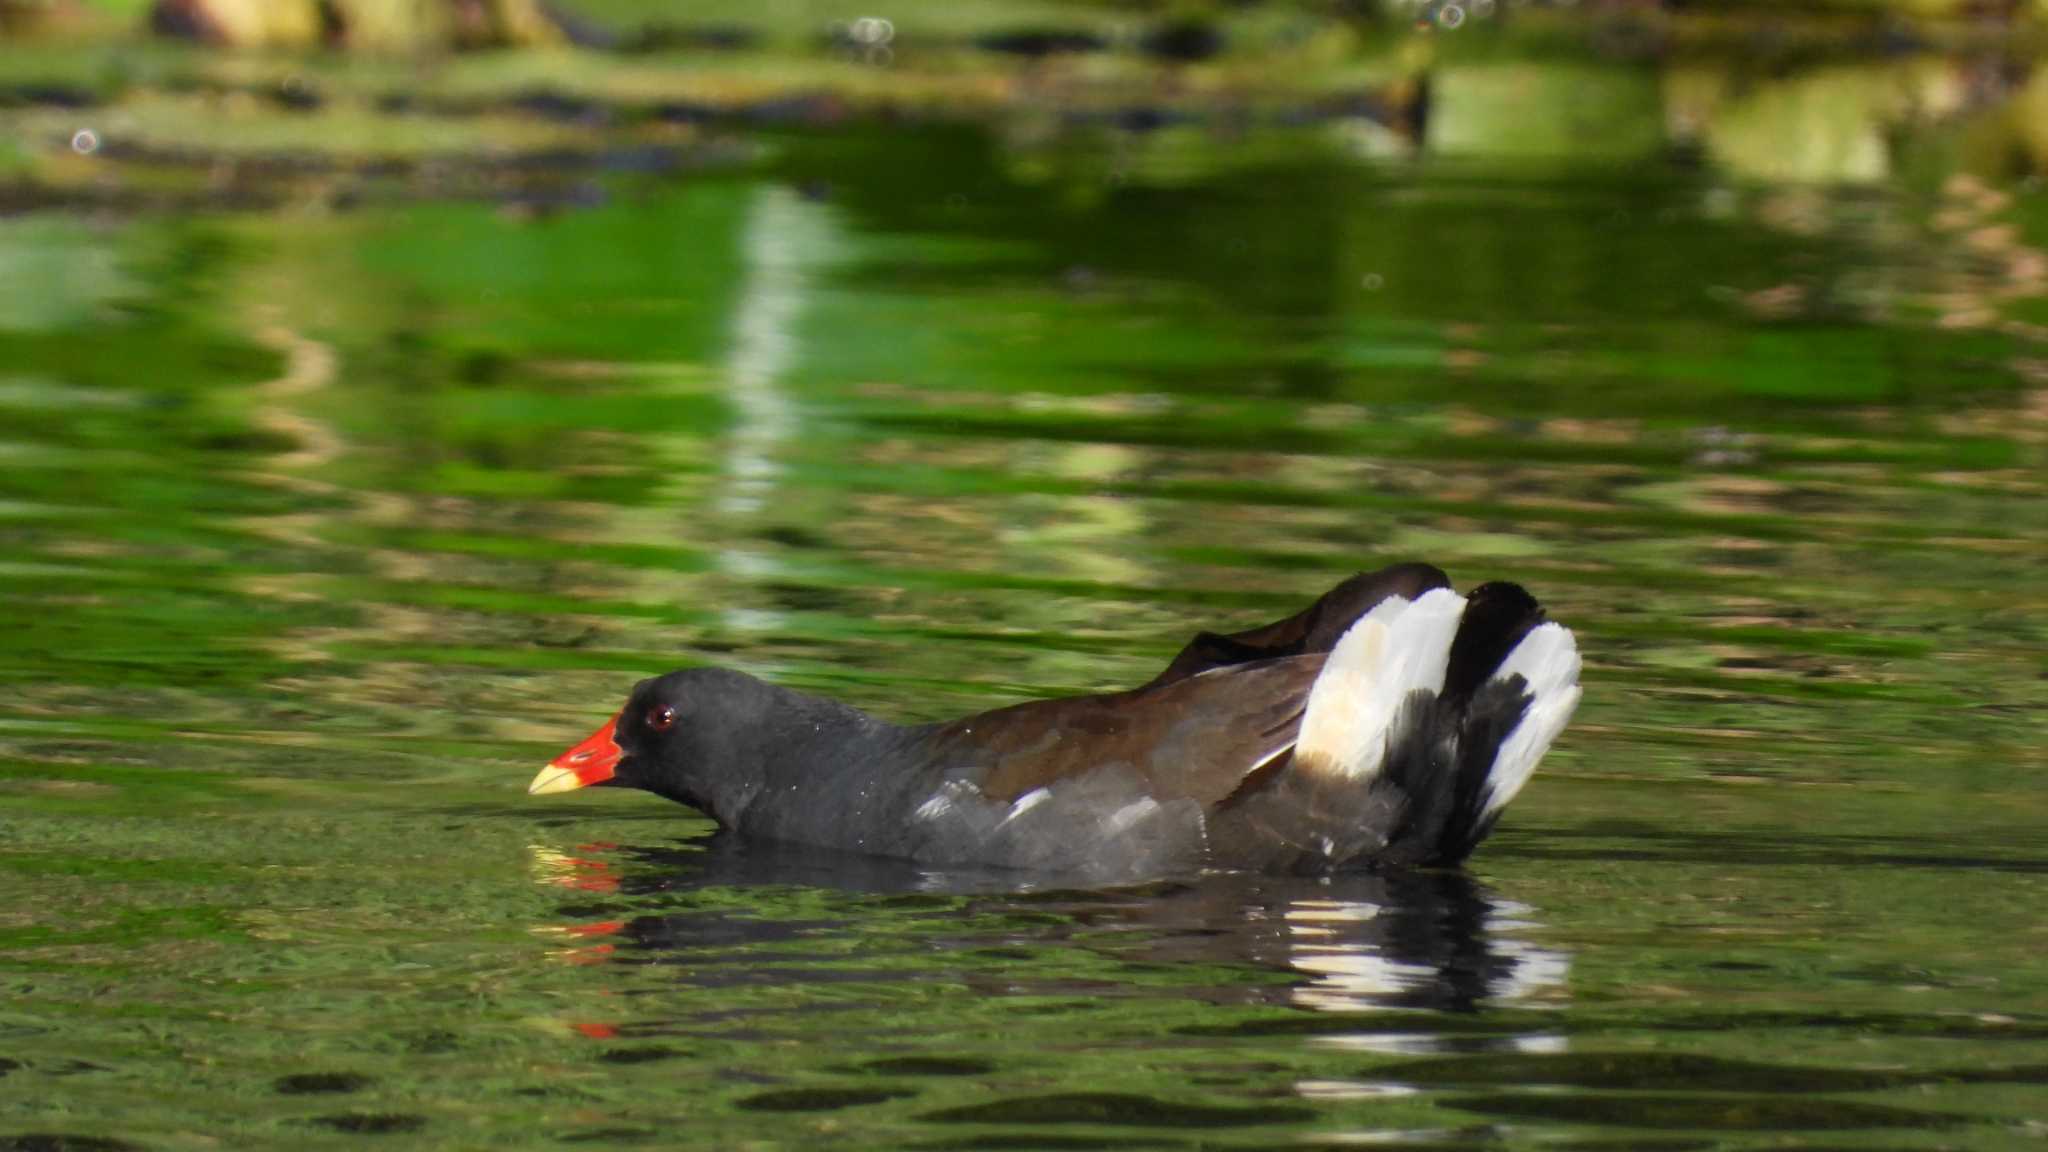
[647,705,676,732]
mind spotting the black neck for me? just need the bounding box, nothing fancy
[690,683,918,840]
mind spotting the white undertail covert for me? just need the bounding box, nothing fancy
[1294,587,1581,810]
[1296,588,1465,780]
[1479,623,1581,817]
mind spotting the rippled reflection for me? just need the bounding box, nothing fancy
[1279,893,1567,1014]
[527,833,1570,1018]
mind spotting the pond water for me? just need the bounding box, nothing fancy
[3,91,2047,1150]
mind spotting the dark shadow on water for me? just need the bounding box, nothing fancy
[859,1055,997,1076]
[0,1131,151,1139]
[1491,824,2048,875]
[623,829,1011,894]
[553,1128,663,1145]
[736,1086,919,1112]
[533,831,1570,1015]
[913,1131,1187,1139]
[273,1071,374,1095]
[1370,1051,2048,1092]
[304,1112,429,1134]
[918,1092,1315,1127]
[1442,1092,1964,1131]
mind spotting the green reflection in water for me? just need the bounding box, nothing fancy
[2,64,2046,1152]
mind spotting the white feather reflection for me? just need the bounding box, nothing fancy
[1283,889,1570,1014]
[539,836,1572,1029]
[720,185,833,519]
[714,185,840,638]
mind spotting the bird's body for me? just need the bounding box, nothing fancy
[532,563,1581,883]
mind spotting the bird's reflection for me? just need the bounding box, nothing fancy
[1000,867,1569,1015]
[527,832,1569,1015]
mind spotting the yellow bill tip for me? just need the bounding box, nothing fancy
[528,765,587,796]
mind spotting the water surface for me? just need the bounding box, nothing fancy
[3,81,2047,1150]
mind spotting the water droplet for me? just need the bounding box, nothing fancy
[71,129,99,155]
[851,16,895,45]
[1437,4,1467,29]
[1362,273,1384,291]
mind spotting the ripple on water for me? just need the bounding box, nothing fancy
[597,1046,685,1064]
[554,1128,662,1145]
[1441,1093,1964,1131]
[305,1113,429,1134]
[0,1140,148,1152]
[273,1072,374,1095]
[735,1086,918,1112]
[1370,1052,1907,1092]
[919,1093,1316,1127]
[859,1055,997,1076]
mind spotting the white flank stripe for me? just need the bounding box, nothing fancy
[1246,743,1293,775]
[1103,798,1160,835]
[1006,787,1052,820]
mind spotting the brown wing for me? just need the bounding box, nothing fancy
[1140,563,1450,690]
[924,656,1324,806]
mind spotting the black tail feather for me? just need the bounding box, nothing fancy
[1370,584,1545,866]
[1441,582,1544,713]
[1372,690,1463,867]
[1370,677,1533,867]
[1435,675,1536,864]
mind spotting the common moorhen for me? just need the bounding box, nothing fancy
[529,563,1580,880]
